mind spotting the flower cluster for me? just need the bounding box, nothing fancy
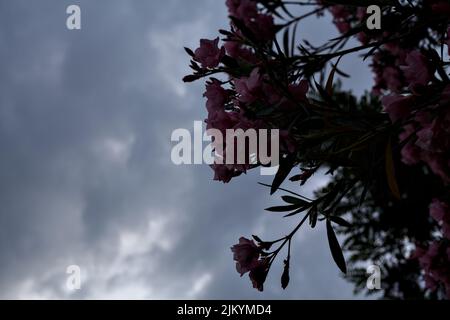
[326,4,368,43]
[186,0,308,183]
[398,99,450,184]
[377,49,450,184]
[231,237,270,291]
[194,38,225,69]
[226,0,275,43]
[413,240,450,299]
[203,77,265,182]
[325,1,449,97]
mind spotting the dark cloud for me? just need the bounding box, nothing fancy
[0,0,368,299]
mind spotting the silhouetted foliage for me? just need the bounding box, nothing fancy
[184,0,450,299]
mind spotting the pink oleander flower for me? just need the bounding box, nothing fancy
[401,144,421,166]
[227,0,274,42]
[276,80,309,111]
[425,275,438,291]
[249,259,269,292]
[207,107,262,173]
[262,83,282,105]
[416,241,450,296]
[382,66,403,92]
[418,252,433,271]
[357,31,369,45]
[236,0,258,22]
[400,51,433,89]
[289,80,309,100]
[234,68,263,104]
[371,51,405,95]
[227,0,257,22]
[231,237,261,275]
[429,241,440,257]
[194,38,225,68]
[416,122,437,151]
[224,41,258,63]
[329,5,350,20]
[279,80,309,111]
[224,41,240,57]
[414,112,450,155]
[226,0,239,14]
[335,21,350,34]
[329,5,351,34]
[356,7,366,21]
[410,245,426,260]
[429,199,448,222]
[250,14,275,42]
[381,94,413,123]
[415,110,432,126]
[204,79,228,115]
[206,109,240,132]
[423,153,450,183]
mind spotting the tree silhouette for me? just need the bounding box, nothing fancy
[184,0,450,299]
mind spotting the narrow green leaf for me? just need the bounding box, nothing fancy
[309,206,318,228]
[281,196,308,206]
[290,21,299,57]
[184,47,195,57]
[252,235,262,243]
[283,207,308,218]
[265,204,301,212]
[283,27,290,57]
[326,56,342,96]
[281,260,290,290]
[258,182,312,202]
[314,79,331,101]
[279,1,295,19]
[329,216,352,228]
[270,154,296,195]
[326,220,347,274]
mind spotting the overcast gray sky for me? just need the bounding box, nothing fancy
[0,0,373,299]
